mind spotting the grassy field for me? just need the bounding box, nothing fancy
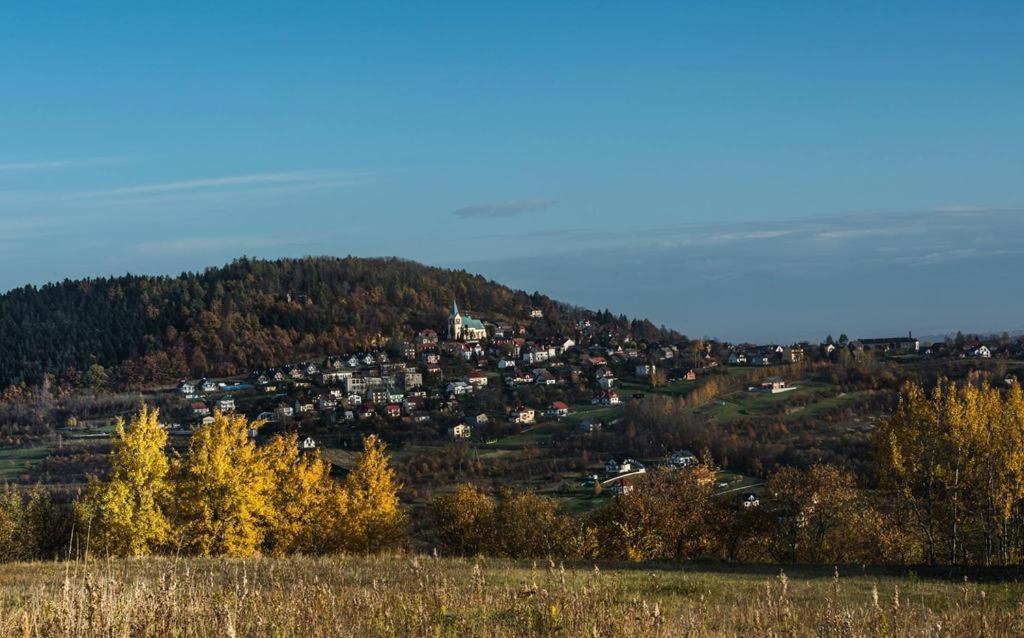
[1,555,1021,636]
[0,446,51,482]
[696,381,873,423]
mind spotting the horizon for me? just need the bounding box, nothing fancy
[2,3,1023,342]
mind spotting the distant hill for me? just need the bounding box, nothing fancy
[0,256,681,389]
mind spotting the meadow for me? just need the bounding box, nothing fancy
[0,555,1021,637]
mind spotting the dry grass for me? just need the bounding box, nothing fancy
[0,555,1020,636]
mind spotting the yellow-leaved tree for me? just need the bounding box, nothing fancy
[75,405,171,557]
[261,433,337,555]
[335,435,406,553]
[170,411,272,557]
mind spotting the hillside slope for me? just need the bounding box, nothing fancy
[0,256,678,389]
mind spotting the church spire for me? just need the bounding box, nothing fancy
[451,299,459,317]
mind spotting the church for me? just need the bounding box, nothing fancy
[448,300,487,341]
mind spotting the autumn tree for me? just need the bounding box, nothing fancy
[591,465,722,561]
[261,433,338,555]
[875,378,1024,565]
[432,484,496,555]
[491,488,575,559]
[169,411,273,557]
[763,464,903,564]
[335,435,406,553]
[75,405,171,557]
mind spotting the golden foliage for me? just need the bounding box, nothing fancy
[75,405,171,557]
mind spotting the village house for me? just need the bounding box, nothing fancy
[533,368,557,385]
[577,419,602,433]
[467,370,488,386]
[604,458,644,475]
[547,401,570,418]
[216,397,235,413]
[385,403,401,419]
[670,450,697,468]
[522,347,550,365]
[448,423,472,439]
[403,371,423,389]
[635,364,654,377]
[402,396,425,415]
[858,333,920,353]
[511,407,536,425]
[190,402,210,417]
[967,344,992,358]
[751,378,797,394]
[178,381,196,396]
[199,378,219,393]
[505,371,534,387]
[727,352,748,365]
[783,346,805,363]
[748,354,772,366]
[415,329,439,347]
[300,436,317,451]
[446,381,474,396]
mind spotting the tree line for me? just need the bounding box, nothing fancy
[73,406,405,557]
[430,378,1024,566]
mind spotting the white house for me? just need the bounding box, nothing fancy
[448,423,472,439]
[511,407,536,425]
[670,450,697,468]
[968,345,992,359]
[446,381,474,396]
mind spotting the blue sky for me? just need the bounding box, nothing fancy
[1,2,1022,341]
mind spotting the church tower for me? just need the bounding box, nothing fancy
[448,299,462,340]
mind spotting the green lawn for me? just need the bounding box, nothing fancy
[696,381,873,423]
[0,446,51,482]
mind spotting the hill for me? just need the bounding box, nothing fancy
[0,256,681,390]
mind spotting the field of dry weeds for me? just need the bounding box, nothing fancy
[0,555,1021,636]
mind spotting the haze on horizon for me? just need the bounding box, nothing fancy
[1,3,1022,343]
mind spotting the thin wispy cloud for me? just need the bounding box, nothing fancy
[68,169,367,201]
[453,199,556,219]
[0,157,121,172]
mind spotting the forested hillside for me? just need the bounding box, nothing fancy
[0,256,678,389]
